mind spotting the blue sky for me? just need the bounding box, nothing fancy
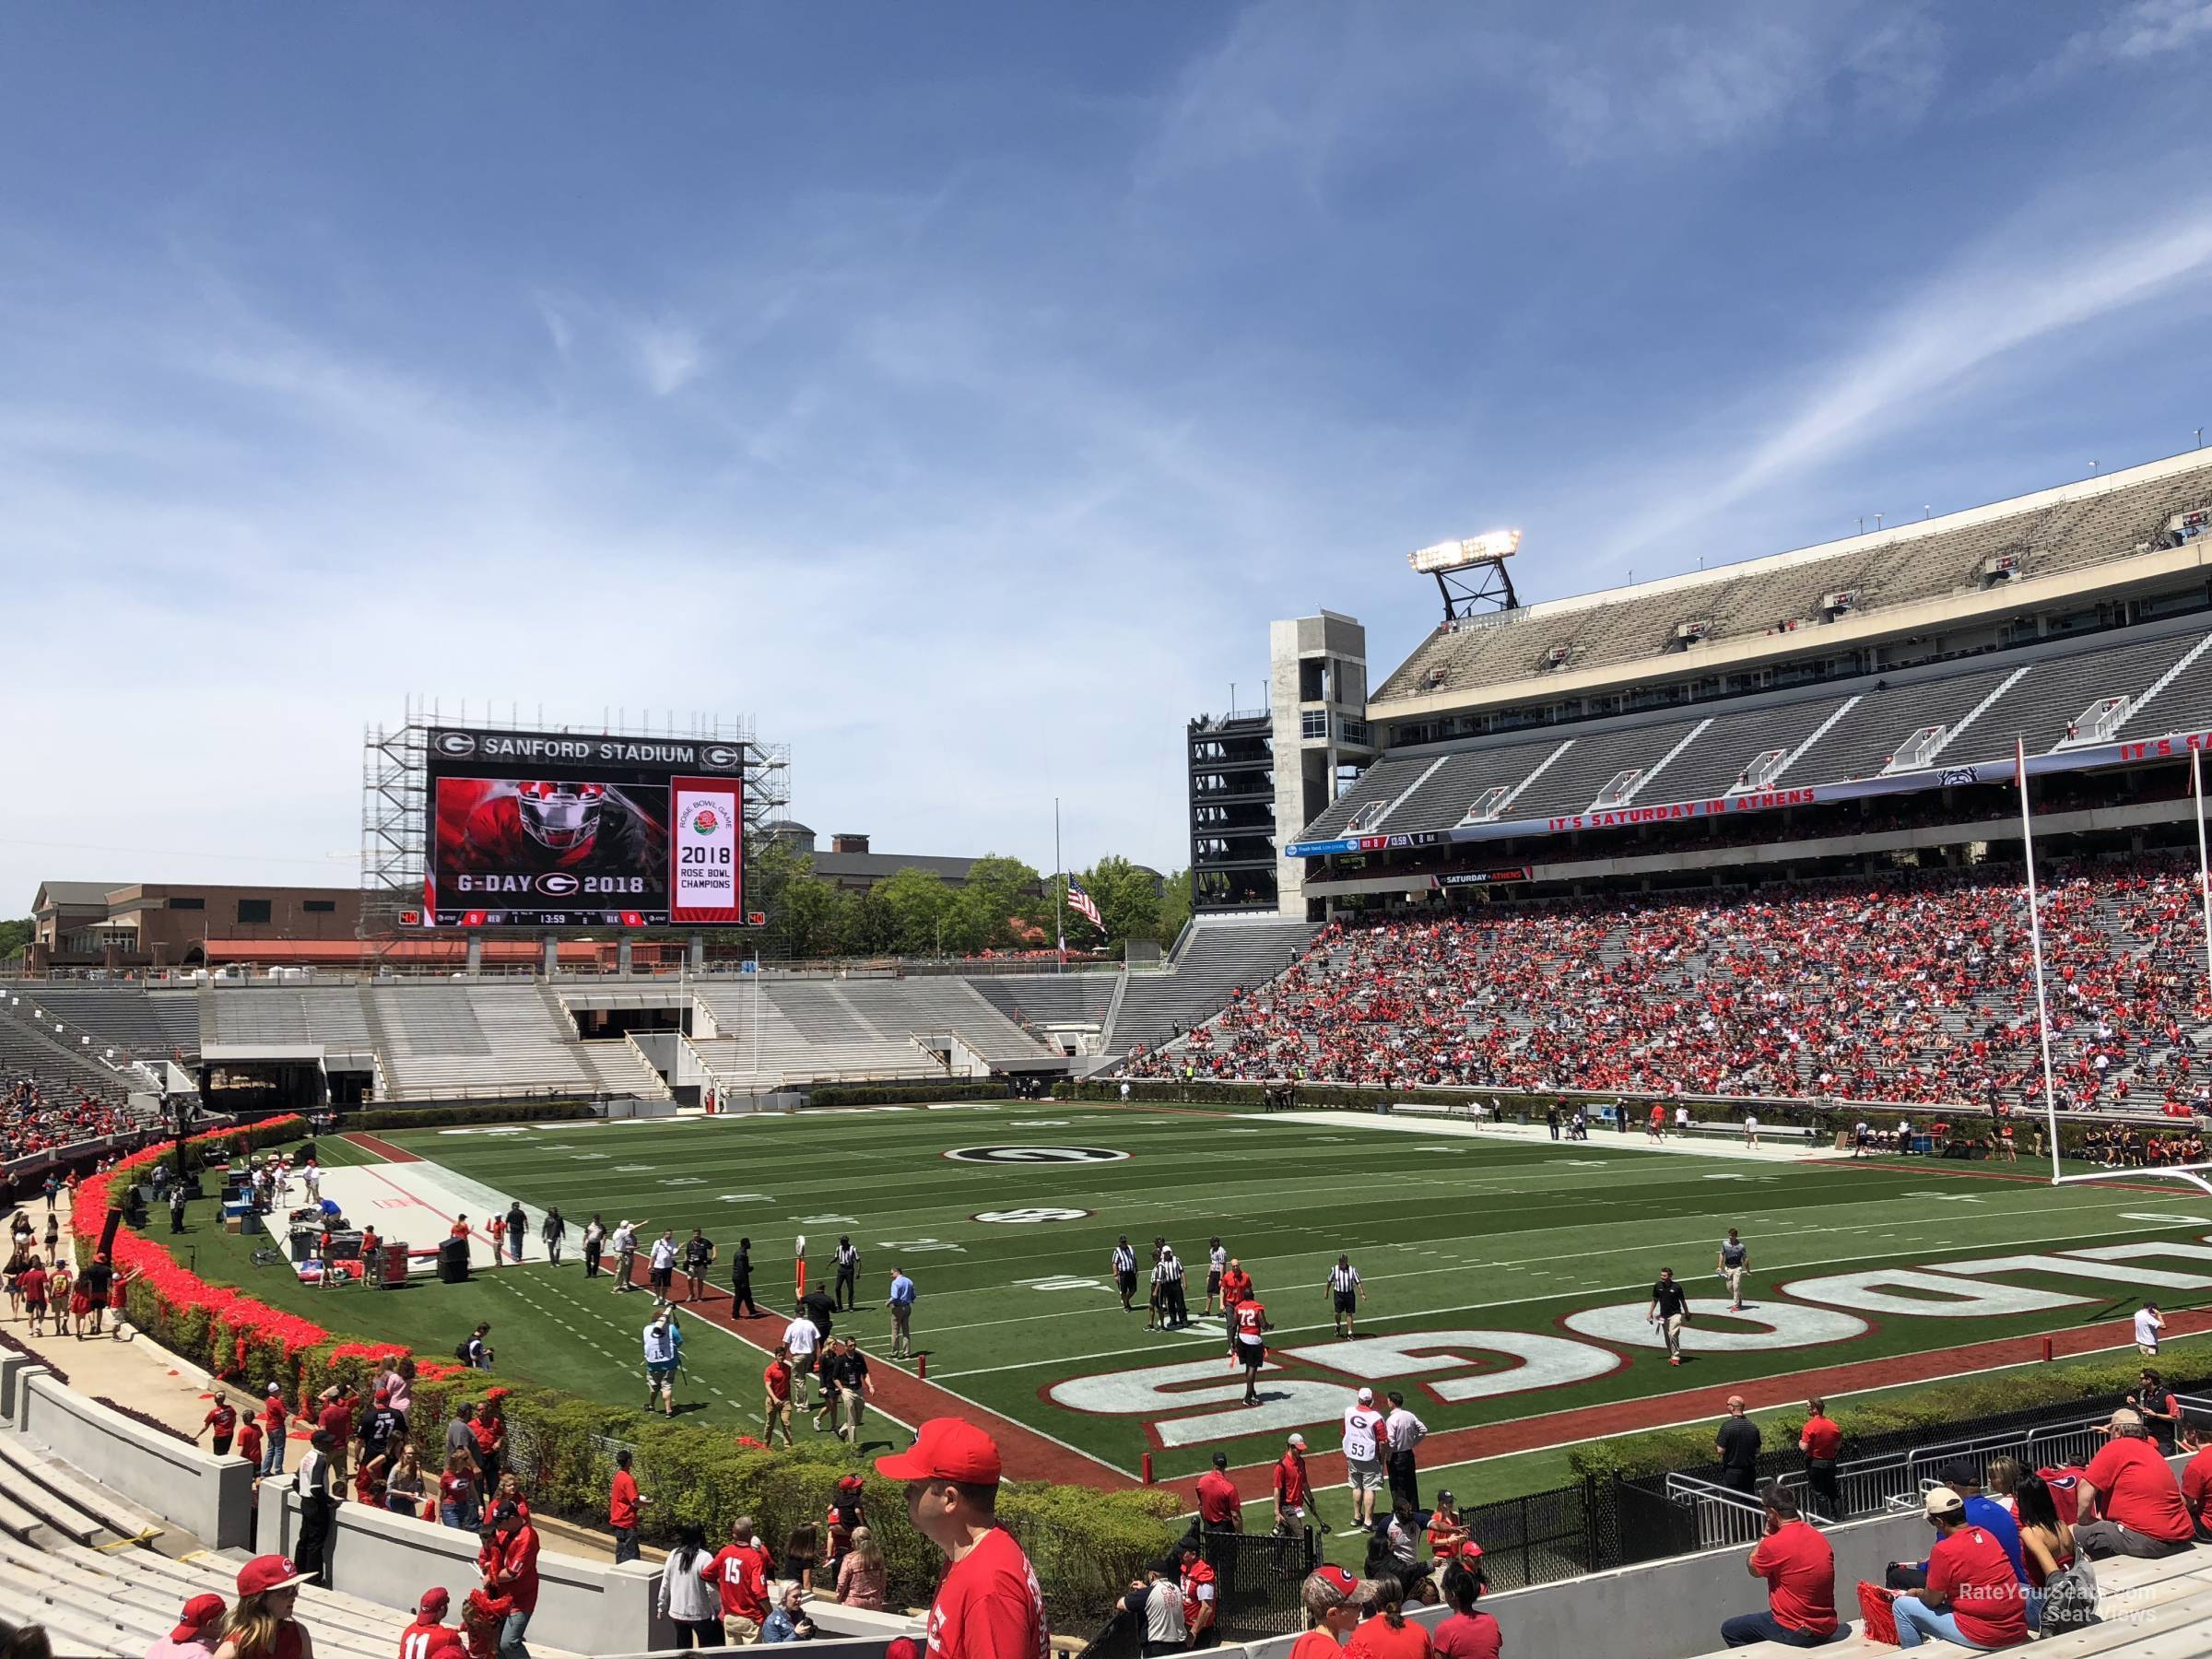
[6,3,2212,909]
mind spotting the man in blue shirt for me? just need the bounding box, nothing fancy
[886,1266,917,1360]
[1885,1461,2023,1590]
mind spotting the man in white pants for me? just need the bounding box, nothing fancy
[1340,1387,1387,1532]
[1743,1112,1760,1148]
[1716,1230,1750,1313]
[2136,1301,2166,1358]
[782,1304,820,1411]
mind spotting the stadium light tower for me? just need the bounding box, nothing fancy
[1408,529,1522,621]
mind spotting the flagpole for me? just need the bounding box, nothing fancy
[2018,735,2061,1178]
[2194,748,2212,1009]
[1054,797,1065,977]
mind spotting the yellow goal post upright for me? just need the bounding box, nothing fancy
[2027,735,2212,1198]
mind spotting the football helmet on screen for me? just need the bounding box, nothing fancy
[513,781,606,851]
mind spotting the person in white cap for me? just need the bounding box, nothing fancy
[1890,1487,2026,1650]
[1342,1387,1386,1533]
[1275,1433,1326,1535]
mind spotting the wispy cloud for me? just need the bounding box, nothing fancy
[630,317,705,395]
[1145,2,1945,183]
[1598,184,2212,567]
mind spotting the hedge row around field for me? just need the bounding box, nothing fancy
[71,1119,1180,1625]
[347,1100,602,1130]
[808,1080,1011,1107]
[1564,1347,2212,1481]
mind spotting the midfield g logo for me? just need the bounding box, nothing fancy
[944,1146,1130,1165]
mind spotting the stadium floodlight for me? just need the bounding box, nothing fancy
[1408,529,1521,575]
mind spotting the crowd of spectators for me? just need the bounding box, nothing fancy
[1127,854,2212,1113]
[2,1076,136,1163]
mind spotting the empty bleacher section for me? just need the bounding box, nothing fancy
[969,973,1116,1028]
[1300,616,2212,842]
[1106,916,1318,1055]
[0,995,132,1111]
[1799,660,2018,781]
[688,975,1055,1089]
[1634,691,1854,803]
[1374,450,2212,703]
[11,986,200,1063]
[206,985,372,1051]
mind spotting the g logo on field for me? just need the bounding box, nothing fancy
[944,1146,1130,1165]
[972,1206,1094,1223]
[436,732,477,757]
[536,872,581,897]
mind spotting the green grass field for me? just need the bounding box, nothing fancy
[179,1102,2212,1510]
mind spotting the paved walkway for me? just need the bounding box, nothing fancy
[3,1192,229,1439]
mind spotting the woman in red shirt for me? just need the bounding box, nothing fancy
[1345,1587,1431,1659]
[1289,1567,1379,1659]
[1430,1561,1500,1659]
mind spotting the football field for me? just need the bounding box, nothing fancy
[277,1101,2212,1490]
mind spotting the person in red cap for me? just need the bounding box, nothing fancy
[399,1590,460,1659]
[824,1473,867,1578]
[1288,1566,1378,1659]
[146,1593,228,1659]
[211,1556,315,1659]
[876,1418,1048,1659]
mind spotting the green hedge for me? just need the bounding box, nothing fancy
[347,1101,601,1131]
[1566,1346,2212,1480]
[809,1081,1009,1107]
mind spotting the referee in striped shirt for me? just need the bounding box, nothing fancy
[1153,1240,1188,1329]
[1327,1256,1364,1338]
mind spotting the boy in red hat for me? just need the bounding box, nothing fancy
[400,1588,461,1659]
[876,1419,1048,1659]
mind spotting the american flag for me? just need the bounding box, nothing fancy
[1066,877,1104,930]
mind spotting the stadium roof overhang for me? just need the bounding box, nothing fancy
[1369,537,2212,724]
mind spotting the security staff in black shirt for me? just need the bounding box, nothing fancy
[1647,1268,1691,1366]
[1713,1395,1760,1494]
[731,1236,761,1317]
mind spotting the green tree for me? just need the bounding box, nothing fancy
[875,867,957,956]
[1156,868,1192,947]
[1088,855,1164,945]
[783,878,850,958]
[0,918,29,963]
[959,854,1048,949]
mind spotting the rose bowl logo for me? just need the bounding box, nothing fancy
[691,806,720,835]
[435,732,477,757]
[535,872,581,897]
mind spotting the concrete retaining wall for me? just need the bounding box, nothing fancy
[13,1369,255,1547]
[257,1480,665,1653]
